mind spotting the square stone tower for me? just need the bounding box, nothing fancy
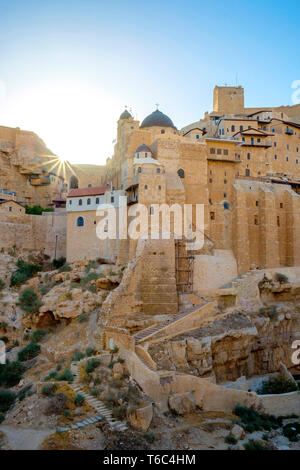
[213,86,244,115]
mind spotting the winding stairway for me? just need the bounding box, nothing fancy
[57,354,127,433]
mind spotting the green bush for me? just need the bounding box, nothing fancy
[0,390,15,412]
[144,431,156,443]
[71,351,85,361]
[78,313,88,323]
[275,272,289,284]
[58,263,71,273]
[225,434,237,445]
[85,347,96,357]
[40,281,55,295]
[243,439,269,451]
[257,375,298,395]
[282,422,300,442]
[63,410,71,418]
[18,342,41,362]
[0,279,5,290]
[233,405,280,433]
[57,368,73,383]
[31,329,48,343]
[52,257,66,269]
[10,259,42,286]
[94,376,101,385]
[0,361,26,387]
[19,288,42,314]
[41,384,57,396]
[85,260,99,273]
[85,359,100,374]
[44,371,59,381]
[91,389,100,397]
[74,393,84,406]
[25,205,54,215]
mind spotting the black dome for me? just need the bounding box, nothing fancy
[136,144,152,153]
[119,109,132,120]
[140,109,176,129]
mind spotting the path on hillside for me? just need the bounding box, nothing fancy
[0,425,54,450]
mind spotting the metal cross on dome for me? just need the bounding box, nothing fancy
[155,103,159,110]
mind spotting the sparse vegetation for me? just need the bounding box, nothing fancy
[233,405,281,433]
[31,329,49,343]
[40,281,55,295]
[112,405,126,420]
[85,347,96,357]
[57,368,73,383]
[78,313,88,323]
[18,342,41,361]
[41,384,58,396]
[275,272,289,284]
[0,361,26,387]
[282,422,300,442]
[225,434,237,445]
[19,288,42,314]
[85,358,100,374]
[71,351,85,361]
[25,205,54,215]
[51,257,66,269]
[257,375,298,395]
[58,263,71,272]
[74,393,84,406]
[144,431,156,443]
[0,390,15,412]
[243,439,269,450]
[10,259,42,286]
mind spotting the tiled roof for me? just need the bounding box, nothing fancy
[67,185,110,198]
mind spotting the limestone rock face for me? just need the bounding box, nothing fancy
[168,392,196,415]
[127,403,153,432]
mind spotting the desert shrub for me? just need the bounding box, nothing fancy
[10,259,42,286]
[44,371,59,381]
[0,390,15,412]
[257,375,298,395]
[144,431,156,443]
[0,321,8,329]
[63,410,71,418]
[243,439,269,451]
[266,305,278,320]
[51,257,66,269]
[117,356,125,364]
[85,359,100,374]
[87,284,97,293]
[19,288,42,314]
[112,405,126,420]
[85,260,99,273]
[78,314,88,323]
[275,272,289,284]
[0,279,5,290]
[111,346,119,354]
[71,351,85,361]
[18,342,40,361]
[225,434,237,445]
[85,347,96,357]
[0,361,25,387]
[0,412,4,423]
[74,393,84,406]
[44,392,68,416]
[80,272,100,291]
[57,368,73,383]
[65,291,72,299]
[23,333,30,341]
[94,376,101,385]
[41,384,57,396]
[31,329,48,343]
[233,405,280,433]
[0,336,8,344]
[25,205,53,215]
[58,263,71,273]
[108,360,117,369]
[91,389,100,397]
[103,391,118,408]
[282,422,300,442]
[40,281,55,295]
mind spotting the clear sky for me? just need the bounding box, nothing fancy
[0,0,299,164]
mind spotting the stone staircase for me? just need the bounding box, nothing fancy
[57,354,127,433]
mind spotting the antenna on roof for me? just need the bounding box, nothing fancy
[155,103,159,110]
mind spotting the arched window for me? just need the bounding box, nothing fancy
[87,198,91,205]
[77,216,84,227]
[224,202,230,210]
[161,129,165,134]
[78,199,82,206]
[138,167,142,173]
[96,197,99,204]
[69,175,79,189]
[177,168,185,178]
[156,168,160,173]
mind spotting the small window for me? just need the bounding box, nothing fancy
[9,206,12,212]
[210,148,215,154]
[277,216,280,227]
[224,193,227,198]
[79,199,82,206]
[144,185,148,189]
[210,212,215,220]
[280,203,283,208]
[224,179,227,184]
[196,134,199,139]
[209,198,212,205]
[274,154,278,160]
[88,184,92,187]
[223,149,228,155]
[240,125,243,131]
[209,178,213,183]
[138,167,142,173]
[254,217,258,226]
[111,196,114,203]
[256,201,259,206]
[247,153,251,160]
[69,200,72,205]
[217,148,222,155]
[161,129,165,134]
[177,168,185,178]
[224,202,230,210]
[150,207,154,215]
[296,160,299,165]
[245,169,250,176]
[77,217,84,227]
[96,197,99,204]
[158,185,161,190]
[231,125,235,132]
[156,168,161,173]
[87,198,91,205]
[286,156,289,162]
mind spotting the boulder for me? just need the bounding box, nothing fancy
[168,392,196,415]
[230,424,245,441]
[127,403,153,431]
